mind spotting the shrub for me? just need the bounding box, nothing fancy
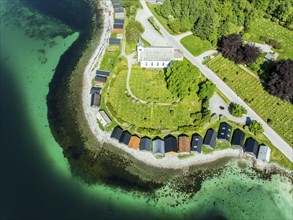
[249,120,264,135]
[230,103,247,117]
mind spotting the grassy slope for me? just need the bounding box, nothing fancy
[206,55,293,147]
[245,17,293,59]
[181,35,214,56]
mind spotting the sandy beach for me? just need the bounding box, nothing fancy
[81,0,274,171]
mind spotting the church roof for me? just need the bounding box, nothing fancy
[141,46,175,61]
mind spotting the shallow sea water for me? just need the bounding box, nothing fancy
[1,1,292,219]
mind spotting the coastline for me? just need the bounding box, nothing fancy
[80,0,291,173]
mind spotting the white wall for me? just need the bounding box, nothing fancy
[140,61,171,68]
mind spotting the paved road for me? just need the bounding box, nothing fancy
[141,0,293,162]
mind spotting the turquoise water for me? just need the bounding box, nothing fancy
[1,0,292,219]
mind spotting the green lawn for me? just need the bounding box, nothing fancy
[244,17,293,59]
[99,48,120,71]
[181,35,213,56]
[130,66,177,103]
[206,55,293,147]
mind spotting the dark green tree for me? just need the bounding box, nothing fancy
[249,121,264,135]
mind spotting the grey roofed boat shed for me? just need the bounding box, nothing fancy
[119,130,131,145]
[109,38,121,45]
[139,137,151,151]
[244,138,259,157]
[114,19,124,24]
[203,129,217,149]
[90,87,101,95]
[231,129,245,149]
[111,126,123,141]
[96,70,110,77]
[218,122,232,142]
[191,134,203,153]
[90,93,100,107]
[114,7,124,13]
[164,135,178,153]
[95,75,107,83]
[113,23,124,29]
[152,137,165,155]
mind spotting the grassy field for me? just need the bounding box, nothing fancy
[244,17,293,59]
[130,66,177,103]
[181,35,213,56]
[206,55,293,147]
[99,48,120,71]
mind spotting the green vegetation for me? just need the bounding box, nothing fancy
[181,35,213,56]
[99,48,120,71]
[230,103,247,118]
[130,66,177,103]
[206,55,293,146]
[121,0,142,17]
[178,153,194,159]
[245,17,293,59]
[248,120,264,135]
[148,16,161,34]
[166,60,202,98]
[198,80,216,100]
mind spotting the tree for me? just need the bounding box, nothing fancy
[230,103,247,117]
[249,120,264,135]
[219,34,243,61]
[220,34,260,64]
[165,60,200,98]
[125,18,144,42]
[160,0,173,19]
[198,80,215,100]
[168,18,181,33]
[268,59,293,103]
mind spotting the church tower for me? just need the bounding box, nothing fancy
[137,38,144,62]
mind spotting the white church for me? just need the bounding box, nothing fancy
[137,40,183,68]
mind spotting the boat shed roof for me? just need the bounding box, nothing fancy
[109,38,121,45]
[114,19,124,24]
[231,129,245,149]
[128,136,140,150]
[95,75,107,83]
[110,126,123,141]
[218,122,232,141]
[90,93,100,107]
[139,137,151,151]
[257,145,271,162]
[244,138,259,156]
[178,135,191,153]
[113,23,124,29]
[191,134,203,153]
[90,87,101,95]
[164,135,178,153]
[152,138,165,155]
[119,131,131,145]
[96,70,110,77]
[203,129,217,149]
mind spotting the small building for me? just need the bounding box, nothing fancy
[109,38,121,45]
[191,134,203,153]
[96,70,110,77]
[96,110,111,127]
[128,136,140,150]
[119,130,131,145]
[257,145,271,162]
[111,126,123,141]
[164,135,178,155]
[90,87,101,95]
[95,75,107,86]
[231,129,245,149]
[265,52,278,61]
[139,137,151,151]
[114,12,125,20]
[218,122,232,142]
[113,6,124,13]
[114,19,124,24]
[203,129,217,149]
[90,92,100,107]
[137,40,183,68]
[152,138,165,155]
[244,138,259,157]
[178,135,191,154]
[113,23,124,29]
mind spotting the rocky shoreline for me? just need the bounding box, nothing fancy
[79,0,293,177]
